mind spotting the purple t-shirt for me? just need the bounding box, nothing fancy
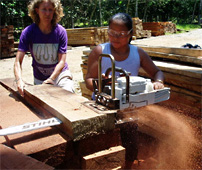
[18,23,68,81]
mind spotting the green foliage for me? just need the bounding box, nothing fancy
[176,24,201,31]
[1,0,201,31]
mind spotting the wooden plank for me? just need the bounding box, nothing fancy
[138,67,201,114]
[154,61,202,79]
[82,146,125,170]
[81,63,88,69]
[80,81,92,99]
[0,144,54,170]
[134,45,202,58]
[82,50,202,78]
[146,51,202,66]
[139,61,201,93]
[83,50,91,55]
[0,78,116,141]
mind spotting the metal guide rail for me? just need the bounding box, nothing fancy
[0,117,62,136]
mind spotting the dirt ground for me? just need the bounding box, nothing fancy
[0,29,201,169]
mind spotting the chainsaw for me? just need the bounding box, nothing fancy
[0,54,170,136]
[93,54,170,110]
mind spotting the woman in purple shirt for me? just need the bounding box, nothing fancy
[14,0,74,96]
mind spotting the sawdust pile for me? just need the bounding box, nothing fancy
[124,105,201,169]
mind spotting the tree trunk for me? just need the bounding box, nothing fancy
[89,1,97,25]
[191,0,197,23]
[126,0,130,13]
[71,0,74,28]
[143,0,149,22]
[135,0,138,17]
[199,0,202,24]
[99,0,102,26]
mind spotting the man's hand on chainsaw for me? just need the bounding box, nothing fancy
[153,81,164,90]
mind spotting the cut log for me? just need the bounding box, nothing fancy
[0,78,116,141]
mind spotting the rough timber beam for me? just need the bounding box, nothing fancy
[0,78,116,141]
[133,45,202,58]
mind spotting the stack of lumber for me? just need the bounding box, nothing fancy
[142,22,165,36]
[132,18,151,38]
[0,25,15,59]
[80,46,202,114]
[66,27,109,46]
[142,22,177,36]
[66,18,155,46]
[162,21,177,33]
[133,45,202,115]
[95,27,109,45]
[80,52,92,99]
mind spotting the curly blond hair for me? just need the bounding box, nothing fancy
[28,0,64,26]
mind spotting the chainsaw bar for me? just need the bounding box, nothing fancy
[0,117,62,136]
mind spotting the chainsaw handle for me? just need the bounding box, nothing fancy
[98,54,115,98]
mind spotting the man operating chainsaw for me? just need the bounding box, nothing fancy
[85,13,165,169]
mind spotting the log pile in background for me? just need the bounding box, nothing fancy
[142,22,177,36]
[162,21,177,33]
[132,18,151,38]
[66,18,155,47]
[80,46,202,115]
[130,44,202,116]
[0,25,15,59]
[66,20,177,46]
[66,27,109,46]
